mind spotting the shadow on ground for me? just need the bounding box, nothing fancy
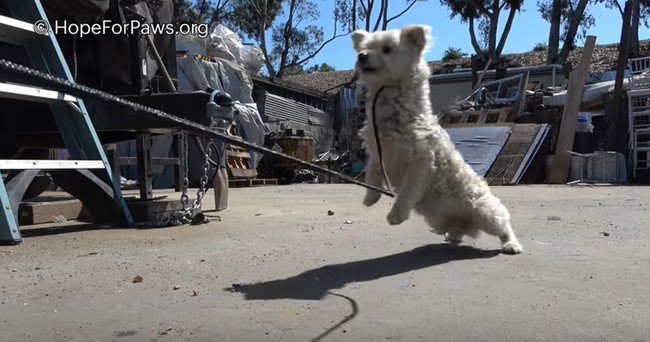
[225,244,501,300]
[20,222,110,238]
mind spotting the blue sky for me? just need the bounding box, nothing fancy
[264,0,650,71]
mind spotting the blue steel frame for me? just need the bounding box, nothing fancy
[0,0,134,243]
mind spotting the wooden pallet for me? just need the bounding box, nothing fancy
[228,178,278,188]
[226,146,258,179]
[440,106,513,126]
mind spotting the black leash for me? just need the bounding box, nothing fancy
[0,58,395,198]
[371,86,392,190]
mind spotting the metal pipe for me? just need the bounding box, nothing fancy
[144,34,176,93]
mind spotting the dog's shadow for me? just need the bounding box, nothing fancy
[225,244,501,300]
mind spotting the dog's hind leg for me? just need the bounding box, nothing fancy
[473,200,523,254]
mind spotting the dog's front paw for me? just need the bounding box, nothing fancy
[387,207,409,225]
[501,241,524,254]
[363,191,381,207]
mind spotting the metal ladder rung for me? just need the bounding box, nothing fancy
[0,82,78,103]
[0,160,105,170]
[0,14,44,46]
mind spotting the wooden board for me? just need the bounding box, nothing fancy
[228,178,278,188]
[484,124,550,185]
[18,199,89,225]
[549,36,597,184]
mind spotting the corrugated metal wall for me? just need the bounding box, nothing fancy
[264,92,333,127]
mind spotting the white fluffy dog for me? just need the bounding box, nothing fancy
[352,25,523,254]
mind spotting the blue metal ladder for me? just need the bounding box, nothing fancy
[0,0,133,244]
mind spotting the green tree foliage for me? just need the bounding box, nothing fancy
[173,0,231,27]
[284,63,336,75]
[225,0,346,78]
[533,42,548,51]
[441,47,468,61]
[440,0,523,63]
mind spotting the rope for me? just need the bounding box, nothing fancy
[371,86,392,190]
[0,58,395,197]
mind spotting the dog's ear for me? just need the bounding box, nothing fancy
[352,30,369,51]
[400,25,432,53]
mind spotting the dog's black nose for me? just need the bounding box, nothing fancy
[358,52,369,64]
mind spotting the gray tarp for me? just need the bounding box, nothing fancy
[176,57,254,104]
[446,126,512,177]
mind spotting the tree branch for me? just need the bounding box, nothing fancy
[469,17,483,56]
[557,0,590,63]
[289,27,350,67]
[381,0,388,29]
[359,0,368,14]
[385,0,419,27]
[365,0,374,31]
[615,0,624,16]
[372,0,385,31]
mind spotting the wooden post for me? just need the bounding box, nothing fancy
[606,1,633,151]
[136,133,154,200]
[548,36,597,184]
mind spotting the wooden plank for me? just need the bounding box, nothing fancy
[228,178,278,188]
[485,124,544,185]
[497,107,510,123]
[549,35,597,184]
[477,110,488,124]
[229,168,257,178]
[18,199,90,225]
[226,150,250,158]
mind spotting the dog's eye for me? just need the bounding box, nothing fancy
[382,46,392,54]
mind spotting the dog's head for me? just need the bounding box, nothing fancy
[352,25,431,85]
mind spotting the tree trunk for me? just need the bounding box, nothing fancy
[495,6,516,58]
[547,0,561,63]
[257,2,276,77]
[352,0,357,30]
[488,1,500,61]
[629,0,640,57]
[276,0,297,78]
[556,0,589,64]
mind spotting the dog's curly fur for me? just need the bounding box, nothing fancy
[352,25,523,254]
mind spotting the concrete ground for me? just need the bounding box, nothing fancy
[1,184,649,341]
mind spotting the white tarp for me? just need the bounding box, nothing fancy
[175,24,265,76]
[176,57,254,104]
